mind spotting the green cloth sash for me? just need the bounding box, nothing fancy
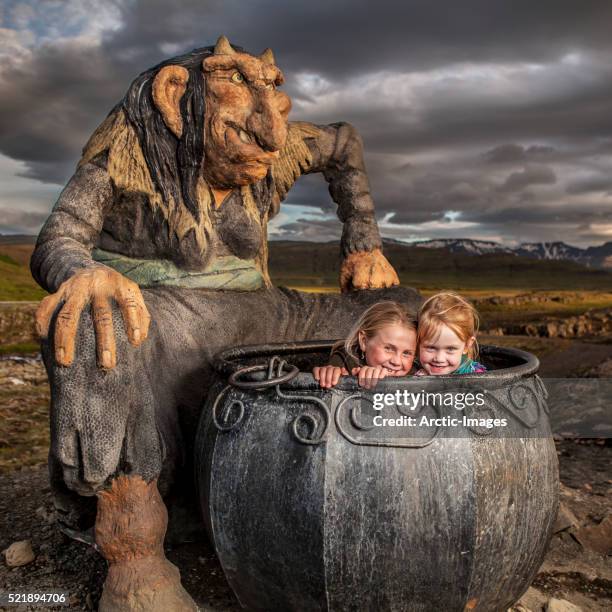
[92,248,264,290]
[453,354,487,374]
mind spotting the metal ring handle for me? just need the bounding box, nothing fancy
[228,362,300,390]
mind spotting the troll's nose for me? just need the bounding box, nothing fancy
[248,91,291,152]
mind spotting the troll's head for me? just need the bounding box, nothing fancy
[111,37,291,216]
[200,36,291,187]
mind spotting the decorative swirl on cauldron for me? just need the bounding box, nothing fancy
[212,385,246,432]
[396,398,428,417]
[271,359,331,446]
[349,397,376,431]
[485,378,548,429]
[462,400,497,437]
[507,383,542,428]
[336,394,440,448]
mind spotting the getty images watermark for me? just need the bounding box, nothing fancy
[371,389,509,430]
[336,378,612,439]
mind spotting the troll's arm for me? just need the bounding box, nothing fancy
[31,158,150,369]
[274,121,399,291]
[31,159,112,293]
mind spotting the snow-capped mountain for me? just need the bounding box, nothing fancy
[516,241,585,262]
[412,239,515,255]
[517,241,612,268]
[394,238,612,269]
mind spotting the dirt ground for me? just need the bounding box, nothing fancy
[0,338,610,611]
[0,439,609,611]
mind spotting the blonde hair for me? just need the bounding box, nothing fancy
[417,292,480,360]
[339,301,417,364]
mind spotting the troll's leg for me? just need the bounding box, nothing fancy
[43,291,199,611]
[94,475,196,612]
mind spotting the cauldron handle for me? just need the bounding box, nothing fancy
[228,359,299,390]
[226,357,331,444]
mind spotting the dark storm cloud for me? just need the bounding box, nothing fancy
[0,40,133,183]
[346,73,612,156]
[484,144,556,164]
[500,165,557,192]
[458,202,612,246]
[214,0,612,78]
[273,217,341,242]
[282,174,332,209]
[1,208,50,233]
[365,163,497,222]
[0,0,611,244]
[388,210,447,225]
[565,176,612,195]
[16,160,80,185]
[463,202,612,226]
[87,0,612,79]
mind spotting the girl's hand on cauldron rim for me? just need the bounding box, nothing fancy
[353,365,388,389]
[313,365,348,388]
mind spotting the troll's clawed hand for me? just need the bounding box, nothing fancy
[339,248,400,293]
[36,267,150,369]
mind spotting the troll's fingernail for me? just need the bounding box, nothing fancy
[133,328,141,342]
[103,350,111,366]
[58,347,65,361]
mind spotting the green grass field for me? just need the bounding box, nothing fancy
[0,255,46,301]
[3,241,612,302]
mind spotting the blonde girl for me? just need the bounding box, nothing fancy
[313,301,417,389]
[415,292,486,376]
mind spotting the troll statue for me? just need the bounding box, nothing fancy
[31,37,419,611]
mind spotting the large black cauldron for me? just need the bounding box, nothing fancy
[195,342,558,611]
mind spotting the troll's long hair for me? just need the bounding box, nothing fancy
[123,46,220,222]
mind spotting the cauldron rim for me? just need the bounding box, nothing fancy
[213,340,539,392]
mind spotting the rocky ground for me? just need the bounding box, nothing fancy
[0,295,610,610]
[0,440,609,611]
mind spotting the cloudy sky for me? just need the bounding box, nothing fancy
[1,0,611,247]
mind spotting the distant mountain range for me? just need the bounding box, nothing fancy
[410,239,612,269]
[1,234,611,269]
[2,234,612,292]
[0,234,36,245]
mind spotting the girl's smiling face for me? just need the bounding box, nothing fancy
[359,324,417,376]
[419,324,474,375]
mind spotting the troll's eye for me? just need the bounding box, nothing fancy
[231,72,245,84]
[265,82,275,90]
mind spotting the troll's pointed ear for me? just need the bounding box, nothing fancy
[152,65,189,138]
